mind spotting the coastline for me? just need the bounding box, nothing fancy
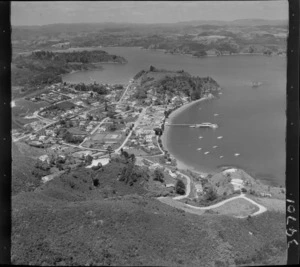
[161,97,211,177]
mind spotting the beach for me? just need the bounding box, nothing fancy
[161,97,210,176]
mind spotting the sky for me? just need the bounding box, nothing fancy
[11,1,288,26]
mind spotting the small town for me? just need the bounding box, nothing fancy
[8,2,289,266]
[12,76,196,178]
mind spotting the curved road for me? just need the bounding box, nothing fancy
[143,154,268,218]
[173,172,191,200]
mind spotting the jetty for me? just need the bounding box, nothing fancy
[166,122,218,129]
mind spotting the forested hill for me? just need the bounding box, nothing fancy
[30,50,127,64]
[133,66,220,101]
[11,50,127,96]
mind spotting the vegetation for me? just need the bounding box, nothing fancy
[153,169,164,183]
[74,82,108,94]
[175,179,186,195]
[134,66,220,101]
[11,50,127,96]
[12,142,286,266]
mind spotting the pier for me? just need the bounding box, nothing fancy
[166,123,218,129]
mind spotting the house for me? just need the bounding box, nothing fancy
[195,184,203,193]
[168,170,177,178]
[39,155,50,163]
[39,135,47,141]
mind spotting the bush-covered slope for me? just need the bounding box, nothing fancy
[134,66,220,101]
[11,50,127,97]
[12,156,286,266]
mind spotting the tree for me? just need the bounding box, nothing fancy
[130,153,136,164]
[104,100,108,111]
[85,154,93,165]
[107,146,113,159]
[204,187,217,201]
[153,128,162,136]
[108,123,117,132]
[175,179,186,195]
[153,169,164,183]
[107,111,116,119]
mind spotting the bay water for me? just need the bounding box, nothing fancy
[63,47,286,186]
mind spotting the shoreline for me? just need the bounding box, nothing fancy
[161,96,213,177]
[160,95,284,188]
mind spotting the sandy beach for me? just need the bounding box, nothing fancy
[161,97,210,176]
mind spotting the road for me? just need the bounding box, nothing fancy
[114,107,147,154]
[141,158,267,218]
[172,172,191,200]
[90,117,109,135]
[13,120,59,142]
[79,117,109,147]
[117,81,132,104]
[141,157,191,199]
[61,142,107,152]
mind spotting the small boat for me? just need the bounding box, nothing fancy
[189,125,196,128]
[197,148,202,151]
[251,81,262,88]
[197,123,218,129]
[214,113,219,116]
[219,155,224,158]
[217,136,223,139]
[213,146,218,149]
[234,153,240,157]
[199,136,203,139]
[204,151,210,155]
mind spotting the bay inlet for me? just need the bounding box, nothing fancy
[63,47,286,186]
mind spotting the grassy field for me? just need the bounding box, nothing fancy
[247,196,285,212]
[12,99,50,129]
[12,142,48,195]
[211,198,259,217]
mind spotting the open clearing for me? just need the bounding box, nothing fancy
[211,197,259,217]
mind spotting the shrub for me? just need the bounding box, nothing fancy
[175,179,186,195]
[205,187,217,201]
[153,169,164,183]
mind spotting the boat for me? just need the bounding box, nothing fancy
[189,125,196,128]
[213,146,218,149]
[219,155,224,158]
[196,123,218,129]
[217,136,223,139]
[204,151,210,155]
[234,153,240,157]
[251,81,262,88]
[197,148,202,151]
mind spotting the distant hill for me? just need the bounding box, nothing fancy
[176,19,288,27]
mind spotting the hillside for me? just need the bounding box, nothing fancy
[12,153,286,266]
[12,19,287,57]
[133,66,220,101]
[11,50,127,98]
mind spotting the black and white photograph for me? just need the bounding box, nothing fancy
[4,0,297,265]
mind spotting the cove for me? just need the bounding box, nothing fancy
[63,47,286,186]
